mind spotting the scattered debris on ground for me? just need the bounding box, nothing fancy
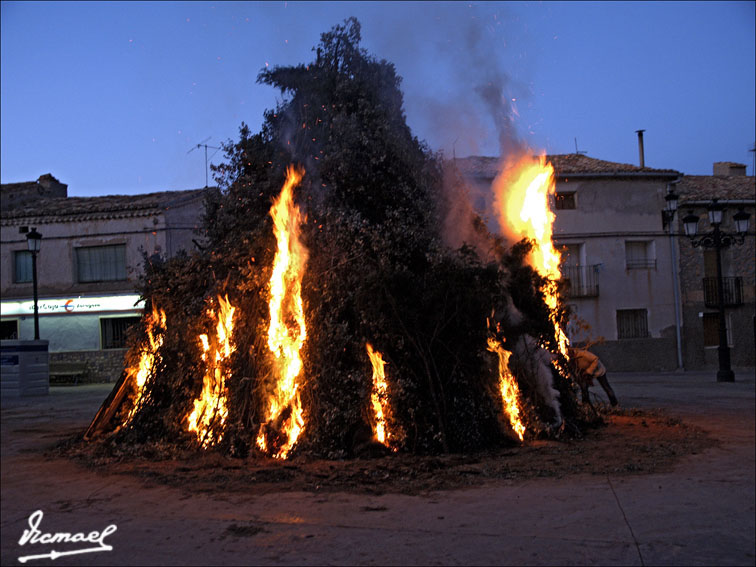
[57,407,715,496]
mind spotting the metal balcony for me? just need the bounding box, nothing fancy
[703,277,744,307]
[625,259,657,269]
[561,265,600,298]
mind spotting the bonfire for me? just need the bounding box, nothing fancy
[84,18,592,459]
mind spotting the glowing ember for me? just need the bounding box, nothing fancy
[257,166,309,459]
[126,306,166,422]
[366,343,391,446]
[493,153,570,359]
[487,337,526,442]
[186,295,235,448]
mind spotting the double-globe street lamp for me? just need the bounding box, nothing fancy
[662,184,684,369]
[681,200,751,382]
[25,228,43,340]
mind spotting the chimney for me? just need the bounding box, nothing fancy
[36,173,68,198]
[636,130,645,168]
[1,173,68,210]
[712,162,747,177]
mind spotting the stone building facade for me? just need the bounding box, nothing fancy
[676,163,755,370]
[454,154,682,372]
[1,175,208,382]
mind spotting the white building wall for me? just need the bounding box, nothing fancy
[553,175,680,370]
[1,190,206,380]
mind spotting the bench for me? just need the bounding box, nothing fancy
[49,361,91,386]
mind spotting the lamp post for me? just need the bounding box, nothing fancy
[661,186,684,369]
[25,228,42,340]
[682,200,751,382]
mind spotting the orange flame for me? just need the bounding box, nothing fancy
[487,337,526,442]
[126,306,166,422]
[186,295,235,448]
[494,154,560,279]
[257,166,308,459]
[366,343,391,447]
[493,153,570,359]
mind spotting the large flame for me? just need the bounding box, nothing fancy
[487,337,526,442]
[186,295,236,448]
[493,153,570,359]
[257,166,308,459]
[126,306,167,422]
[366,343,391,447]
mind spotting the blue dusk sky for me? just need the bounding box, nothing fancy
[1,1,754,197]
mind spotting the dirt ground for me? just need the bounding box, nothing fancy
[58,407,714,497]
[2,373,753,566]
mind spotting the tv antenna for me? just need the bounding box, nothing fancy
[188,137,221,187]
[574,138,587,156]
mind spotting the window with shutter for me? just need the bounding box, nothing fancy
[617,309,649,339]
[14,251,33,283]
[75,245,127,282]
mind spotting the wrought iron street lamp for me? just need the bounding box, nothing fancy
[661,186,684,369]
[661,187,679,229]
[25,228,42,340]
[682,200,751,382]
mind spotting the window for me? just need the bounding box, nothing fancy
[1,320,19,340]
[560,243,583,267]
[14,251,32,283]
[703,277,743,307]
[625,241,656,269]
[100,316,141,349]
[561,264,600,298]
[555,192,576,210]
[703,249,731,278]
[702,313,732,347]
[617,309,648,339]
[76,244,126,282]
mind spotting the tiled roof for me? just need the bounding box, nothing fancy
[713,161,746,168]
[678,175,756,203]
[1,188,207,223]
[1,181,43,193]
[452,154,680,178]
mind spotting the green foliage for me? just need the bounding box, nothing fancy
[101,17,584,458]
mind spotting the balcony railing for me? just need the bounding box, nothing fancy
[703,277,744,307]
[561,265,600,298]
[626,259,657,269]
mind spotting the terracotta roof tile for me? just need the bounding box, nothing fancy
[1,188,207,223]
[678,175,755,203]
[713,161,746,168]
[1,181,43,193]
[451,154,679,178]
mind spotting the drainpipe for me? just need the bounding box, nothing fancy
[636,130,646,168]
[667,178,684,370]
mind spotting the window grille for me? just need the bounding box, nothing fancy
[703,277,743,307]
[555,192,576,210]
[625,241,656,269]
[561,265,600,297]
[617,309,648,339]
[76,244,126,282]
[100,316,141,349]
[14,251,32,283]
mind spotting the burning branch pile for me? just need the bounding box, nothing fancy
[256,166,308,459]
[185,295,235,448]
[84,18,595,459]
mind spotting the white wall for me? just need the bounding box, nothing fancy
[553,176,678,343]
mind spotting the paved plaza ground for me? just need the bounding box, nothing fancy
[1,370,754,566]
